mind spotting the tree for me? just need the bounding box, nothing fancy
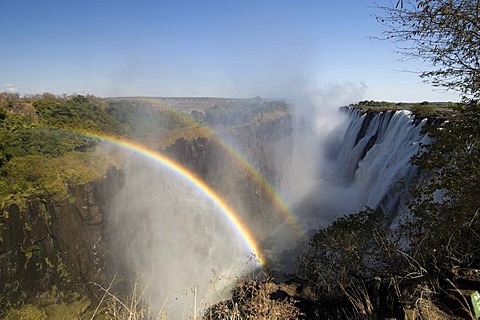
[377,0,480,99]
[377,0,480,268]
[376,0,480,268]
[406,103,480,270]
[298,209,397,297]
[0,91,20,108]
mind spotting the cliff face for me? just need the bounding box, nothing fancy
[0,167,124,308]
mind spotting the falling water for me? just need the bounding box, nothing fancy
[291,107,430,232]
[336,108,430,216]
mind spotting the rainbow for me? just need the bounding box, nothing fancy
[36,109,306,264]
[39,127,266,266]
[163,112,305,239]
[213,139,305,240]
[99,135,265,265]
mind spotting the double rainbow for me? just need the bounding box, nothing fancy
[82,132,266,266]
[37,115,305,267]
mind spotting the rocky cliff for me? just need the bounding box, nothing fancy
[0,167,124,311]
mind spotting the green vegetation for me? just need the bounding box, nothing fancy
[34,95,119,133]
[204,99,289,126]
[352,100,458,119]
[0,95,120,205]
[0,152,114,206]
[4,289,91,320]
[106,99,191,137]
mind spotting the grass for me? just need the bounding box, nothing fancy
[4,289,91,320]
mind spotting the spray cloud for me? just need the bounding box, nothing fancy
[106,82,373,316]
[109,154,259,318]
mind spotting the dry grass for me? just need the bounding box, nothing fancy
[204,277,301,320]
[89,277,167,320]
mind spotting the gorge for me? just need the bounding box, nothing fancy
[0,97,436,318]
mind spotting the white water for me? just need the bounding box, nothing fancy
[291,107,430,231]
[337,108,430,215]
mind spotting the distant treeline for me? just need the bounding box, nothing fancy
[351,100,459,118]
[190,99,290,126]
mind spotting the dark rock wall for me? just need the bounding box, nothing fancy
[0,167,124,309]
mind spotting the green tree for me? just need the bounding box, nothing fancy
[34,95,119,133]
[406,103,480,270]
[377,0,480,269]
[377,0,480,99]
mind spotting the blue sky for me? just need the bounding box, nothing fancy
[0,0,461,102]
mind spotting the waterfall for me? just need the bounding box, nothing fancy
[291,107,430,234]
[335,108,430,217]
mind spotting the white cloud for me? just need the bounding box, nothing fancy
[3,84,18,93]
[72,88,93,94]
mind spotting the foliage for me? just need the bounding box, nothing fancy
[377,0,480,99]
[408,103,436,118]
[0,152,108,204]
[298,209,398,298]
[106,99,190,138]
[2,127,95,160]
[34,95,119,133]
[205,277,300,320]
[407,102,480,271]
[4,289,91,320]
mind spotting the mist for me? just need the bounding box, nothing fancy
[108,156,259,318]
[276,83,368,224]
[106,82,377,317]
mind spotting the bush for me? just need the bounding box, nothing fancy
[205,277,300,320]
[298,209,398,299]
